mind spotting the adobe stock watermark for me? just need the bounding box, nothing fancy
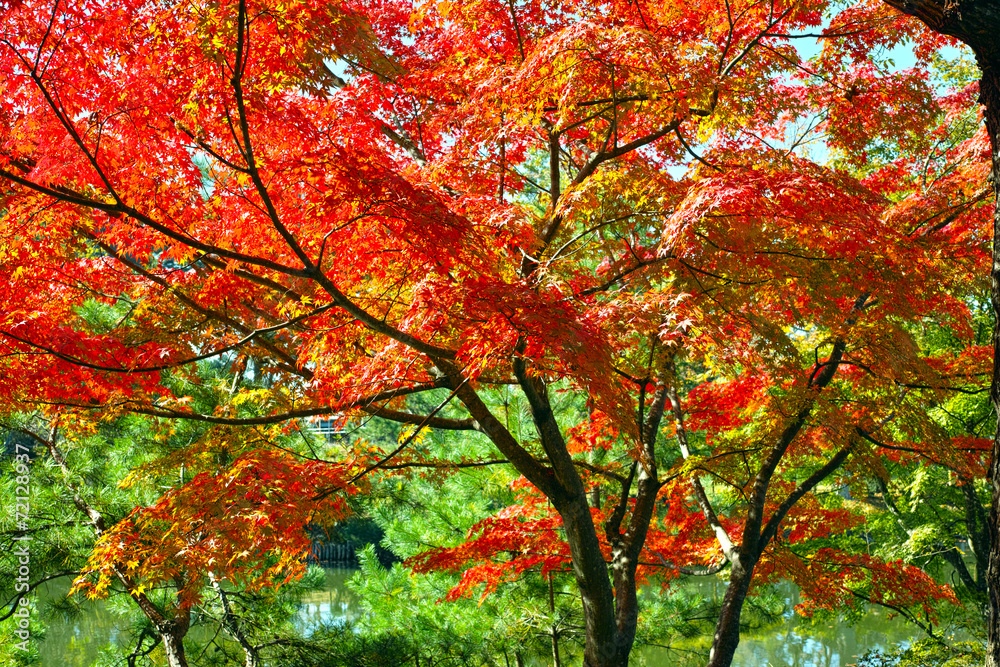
[11,443,32,653]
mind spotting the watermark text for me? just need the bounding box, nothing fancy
[11,444,31,652]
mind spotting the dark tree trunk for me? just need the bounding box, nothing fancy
[452,359,625,667]
[942,548,985,600]
[705,558,755,667]
[557,497,621,667]
[985,59,1000,667]
[687,310,860,667]
[957,473,991,591]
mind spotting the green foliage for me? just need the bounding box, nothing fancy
[858,639,984,667]
[286,624,415,667]
[0,598,40,666]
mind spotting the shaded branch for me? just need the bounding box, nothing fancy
[360,405,479,431]
[665,360,737,561]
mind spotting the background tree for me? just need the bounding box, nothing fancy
[0,409,343,667]
[877,1,1000,664]
[0,349,351,667]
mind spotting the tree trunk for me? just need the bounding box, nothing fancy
[447,366,622,666]
[556,498,621,667]
[985,58,1000,667]
[210,573,260,667]
[548,573,562,667]
[607,460,663,667]
[957,473,990,591]
[941,548,984,601]
[705,557,755,667]
[36,427,192,667]
[159,626,189,667]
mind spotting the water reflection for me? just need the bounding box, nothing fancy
[636,581,917,667]
[733,585,916,667]
[36,570,919,667]
[36,579,120,667]
[294,571,920,667]
[295,567,362,631]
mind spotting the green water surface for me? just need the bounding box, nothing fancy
[34,569,928,666]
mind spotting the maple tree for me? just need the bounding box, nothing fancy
[0,0,992,665]
[0,400,350,666]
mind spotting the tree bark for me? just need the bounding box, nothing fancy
[984,59,1000,667]
[444,358,623,667]
[706,559,754,667]
[210,572,260,667]
[689,298,861,667]
[957,473,991,586]
[159,623,189,667]
[882,1,1000,63]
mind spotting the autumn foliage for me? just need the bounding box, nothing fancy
[0,0,993,664]
[70,448,356,606]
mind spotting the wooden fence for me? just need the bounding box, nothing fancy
[307,541,357,565]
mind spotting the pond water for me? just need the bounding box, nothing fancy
[636,577,917,667]
[297,569,922,667]
[37,568,926,667]
[35,581,117,667]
